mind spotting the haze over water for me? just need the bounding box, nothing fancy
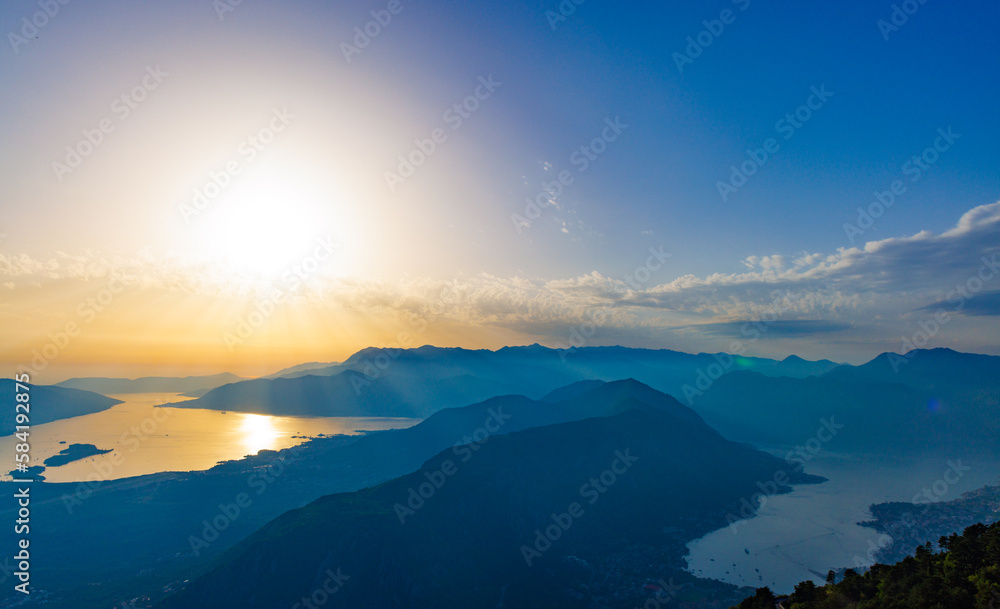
[686,449,1000,591]
[0,393,420,483]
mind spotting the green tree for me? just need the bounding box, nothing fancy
[731,521,1000,609]
[737,587,777,609]
[790,580,819,604]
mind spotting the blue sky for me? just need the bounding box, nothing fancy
[1,0,998,377]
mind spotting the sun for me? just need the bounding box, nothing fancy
[195,165,330,277]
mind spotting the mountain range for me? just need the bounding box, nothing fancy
[1,379,815,609]
[164,344,838,417]
[0,379,121,436]
[161,346,1000,457]
[159,380,820,609]
[6,345,999,608]
[692,348,1000,455]
[55,372,247,396]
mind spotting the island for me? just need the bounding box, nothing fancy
[43,443,114,467]
[6,465,46,481]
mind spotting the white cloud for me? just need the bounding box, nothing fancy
[2,203,998,352]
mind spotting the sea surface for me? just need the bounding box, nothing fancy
[685,448,1000,592]
[0,392,420,483]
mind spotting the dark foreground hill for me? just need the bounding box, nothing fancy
[159,402,820,609]
[6,380,805,608]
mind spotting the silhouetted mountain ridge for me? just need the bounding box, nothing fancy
[0,380,121,435]
[56,372,247,396]
[175,344,840,417]
[158,395,820,609]
[692,349,1000,455]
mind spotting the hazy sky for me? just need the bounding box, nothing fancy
[1,0,998,381]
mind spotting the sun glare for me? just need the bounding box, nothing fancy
[196,166,329,277]
[239,413,281,453]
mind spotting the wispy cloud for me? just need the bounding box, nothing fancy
[918,290,1000,317]
[691,320,851,338]
[2,203,998,355]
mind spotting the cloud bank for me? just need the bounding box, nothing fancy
[2,203,998,359]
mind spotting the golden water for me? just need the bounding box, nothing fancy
[0,392,420,483]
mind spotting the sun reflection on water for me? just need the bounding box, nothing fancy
[239,414,281,454]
